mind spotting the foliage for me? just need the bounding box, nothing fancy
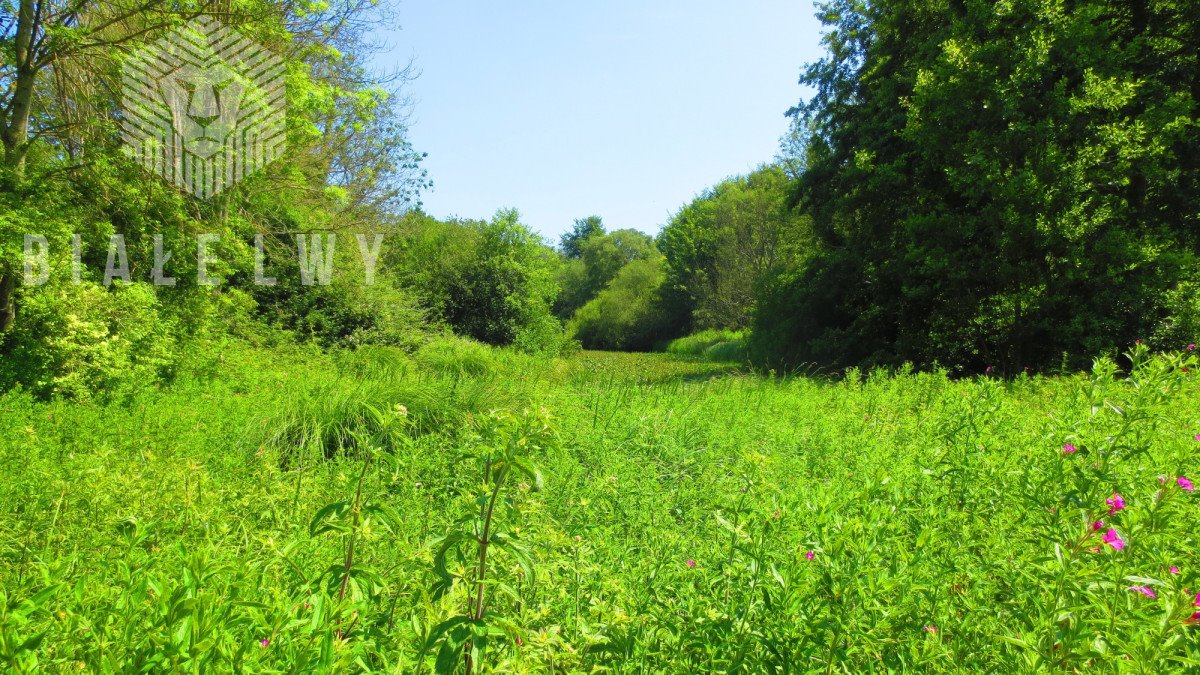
[658,165,810,332]
[3,342,1200,671]
[760,0,1200,373]
[442,210,561,349]
[554,228,656,320]
[567,254,672,351]
[665,328,748,363]
[558,215,605,259]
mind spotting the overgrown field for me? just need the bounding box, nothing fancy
[2,341,1199,672]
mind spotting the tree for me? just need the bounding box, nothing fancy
[755,0,1200,373]
[559,215,604,258]
[444,209,560,346]
[554,228,654,319]
[567,253,670,351]
[658,165,809,331]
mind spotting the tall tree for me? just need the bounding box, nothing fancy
[559,215,604,258]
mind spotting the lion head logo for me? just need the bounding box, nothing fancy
[122,17,285,198]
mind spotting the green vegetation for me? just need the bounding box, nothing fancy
[3,342,1200,671]
[4,0,1200,670]
[664,328,748,363]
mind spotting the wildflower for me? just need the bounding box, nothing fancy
[1178,476,1195,492]
[1063,443,1077,454]
[1195,434,1200,442]
[1136,339,1143,345]
[923,624,937,634]
[1106,493,1126,515]
[686,560,697,568]
[1170,566,1180,575]
[1092,520,1104,531]
[1102,528,1126,551]
[805,550,816,561]
[985,366,994,374]
[1189,344,1196,351]
[1129,586,1157,599]
[260,638,270,648]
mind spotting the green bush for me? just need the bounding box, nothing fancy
[568,255,671,351]
[0,280,179,401]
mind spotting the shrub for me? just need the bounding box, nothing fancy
[0,280,179,401]
[568,255,671,351]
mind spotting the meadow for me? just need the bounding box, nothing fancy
[2,340,1199,672]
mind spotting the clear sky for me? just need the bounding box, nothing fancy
[371,1,823,242]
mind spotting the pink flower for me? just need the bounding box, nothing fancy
[1129,585,1157,599]
[1102,528,1125,551]
[1092,520,1104,531]
[985,366,994,374]
[805,550,816,561]
[923,624,937,634]
[1135,339,1143,345]
[1188,344,1196,351]
[1063,443,1077,454]
[1106,493,1126,515]
[1194,434,1200,443]
[1170,566,1180,575]
[259,638,270,648]
[686,559,696,568]
[1178,476,1195,492]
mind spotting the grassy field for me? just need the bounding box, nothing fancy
[2,341,1199,672]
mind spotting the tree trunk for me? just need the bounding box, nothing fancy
[1,0,38,181]
[0,269,15,334]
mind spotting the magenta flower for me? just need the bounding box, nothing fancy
[1063,443,1077,454]
[1189,344,1196,351]
[805,550,816,561]
[686,559,697,568]
[1129,585,1157,599]
[1102,528,1126,550]
[1106,493,1126,515]
[1194,434,1200,443]
[1170,566,1180,575]
[1178,476,1195,492]
[259,638,270,648]
[1092,520,1104,531]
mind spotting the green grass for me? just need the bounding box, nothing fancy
[664,328,748,362]
[2,341,1199,671]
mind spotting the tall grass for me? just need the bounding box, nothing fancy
[1,341,1198,671]
[664,328,748,362]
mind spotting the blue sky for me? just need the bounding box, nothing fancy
[371,1,823,241]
